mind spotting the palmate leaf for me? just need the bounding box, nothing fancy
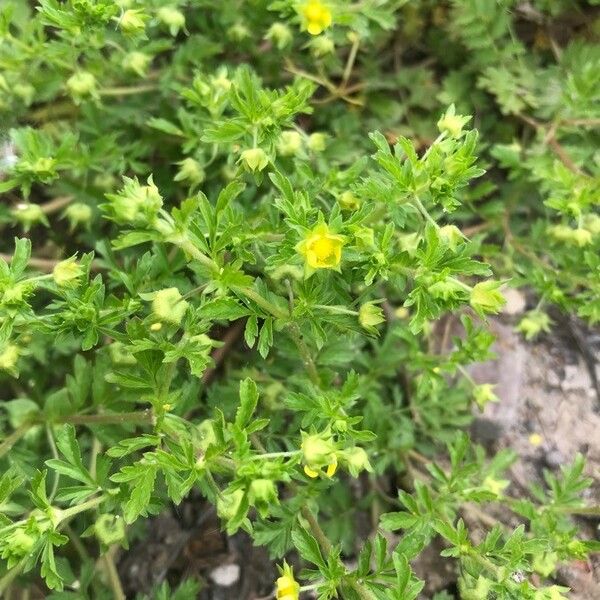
[110,460,159,524]
[45,425,96,487]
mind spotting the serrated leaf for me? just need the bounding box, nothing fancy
[244,314,258,348]
[291,526,326,569]
[235,377,258,428]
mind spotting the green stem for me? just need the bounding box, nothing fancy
[300,506,376,600]
[448,276,472,293]
[103,547,125,600]
[59,495,105,522]
[99,84,159,96]
[46,426,60,502]
[0,557,27,596]
[412,196,439,229]
[249,450,300,460]
[1,412,154,459]
[287,324,320,386]
[176,238,219,271]
[233,286,289,320]
[57,410,154,426]
[300,506,332,553]
[313,304,358,316]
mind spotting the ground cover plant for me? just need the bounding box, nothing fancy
[0,0,599,598]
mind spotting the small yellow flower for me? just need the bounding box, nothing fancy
[301,432,338,478]
[276,562,300,600]
[302,0,332,36]
[52,258,83,287]
[296,223,345,275]
[303,454,338,478]
[529,433,543,447]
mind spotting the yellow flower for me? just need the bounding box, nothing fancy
[301,431,338,478]
[296,223,345,275]
[52,258,84,287]
[276,562,300,600]
[303,454,338,478]
[302,1,332,36]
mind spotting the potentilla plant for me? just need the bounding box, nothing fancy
[0,1,599,599]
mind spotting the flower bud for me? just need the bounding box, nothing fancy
[358,302,385,332]
[0,344,19,373]
[310,35,335,57]
[582,214,600,235]
[174,157,205,187]
[307,132,327,152]
[95,514,126,546]
[122,51,152,77]
[469,281,506,315]
[248,479,278,517]
[151,287,188,325]
[12,203,48,230]
[301,432,336,468]
[439,224,464,251]
[157,6,185,36]
[472,384,498,409]
[482,476,509,497]
[14,83,35,105]
[516,311,551,340]
[64,202,93,230]
[66,71,97,102]
[548,224,572,241]
[341,446,373,477]
[241,148,269,172]
[118,9,147,34]
[217,488,244,521]
[212,68,232,92]
[277,131,303,157]
[104,176,163,225]
[266,22,293,49]
[437,105,471,138]
[3,527,35,567]
[572,228,592,247]
[276,563,299,600]
[2,281,34,306]
[227,22,250,41]
[428,278,464,301]
[52,258,84,287]
[338,191,360,211]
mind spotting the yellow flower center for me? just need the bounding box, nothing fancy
[311,236,335,262]
[296,223,344,273]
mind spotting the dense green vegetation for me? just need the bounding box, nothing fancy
[0,1,599,598]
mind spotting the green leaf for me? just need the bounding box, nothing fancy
[10,237,31,277]
[110,461,158,524]
[291,525,326,570]
[244,315,258,348]
[106,435,161,458]
[216,180,245,214]
[380,511,418,531]
[257,317,273,359]
[235,377,258,428]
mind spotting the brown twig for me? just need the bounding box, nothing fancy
[515,114,587,176]
[201,319,246,385]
